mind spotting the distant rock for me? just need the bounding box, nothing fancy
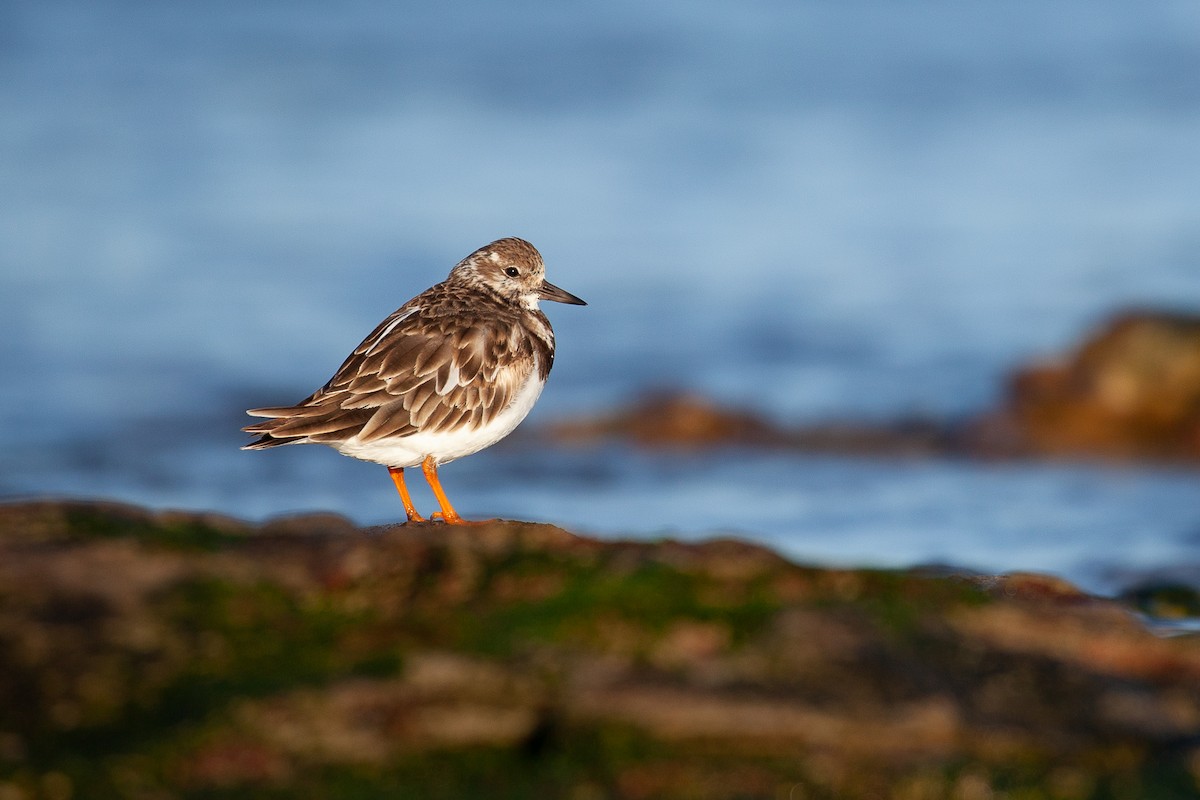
[547,390,957,456]
[548,391,779,446]
[546,309,1200,465]
[969,310,1200,460]
[2,499,1198,798]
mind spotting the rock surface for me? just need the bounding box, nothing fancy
[1,499,1199,799]
[547,391,957,456]
[970,310,1200,460]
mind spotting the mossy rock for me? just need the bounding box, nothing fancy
[1,499,1199,799]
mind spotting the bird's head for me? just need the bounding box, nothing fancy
[449,237,587,309]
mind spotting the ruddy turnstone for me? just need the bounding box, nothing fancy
[243,237,586,524]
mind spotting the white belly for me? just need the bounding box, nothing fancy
[332,372,546,468]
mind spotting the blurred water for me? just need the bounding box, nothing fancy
[3,0,1200,593]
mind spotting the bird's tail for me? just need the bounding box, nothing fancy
[242,404,370,449]
[241,405,314,449]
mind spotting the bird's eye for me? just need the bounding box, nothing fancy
[504,267,520,277]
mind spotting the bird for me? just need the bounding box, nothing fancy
[242,237,586,524]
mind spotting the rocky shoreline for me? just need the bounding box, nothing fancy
[2,499,1198,799]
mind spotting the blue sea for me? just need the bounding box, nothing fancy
[3,0,1200,594]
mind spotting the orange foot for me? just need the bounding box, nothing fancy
[429,511,489,525]
[388,466,426,523]
[422,456,488,525]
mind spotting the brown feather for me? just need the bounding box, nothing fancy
[357,401,418,441]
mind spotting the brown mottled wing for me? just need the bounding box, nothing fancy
[244,302,536,445]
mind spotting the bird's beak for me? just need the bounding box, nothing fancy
[538,280,587,305]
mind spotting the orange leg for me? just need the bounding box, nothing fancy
[421,455,480,525]
[388,466,426,523]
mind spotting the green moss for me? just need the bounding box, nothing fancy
[20,577,402,772]
[819,571,991,636]
[448,558,781,656]
[159,578,403,698]
[62,507,242,551]
[348,650,405,678]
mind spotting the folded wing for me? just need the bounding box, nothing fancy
[243,305,535,448]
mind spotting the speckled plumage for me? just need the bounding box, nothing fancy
[243,237,585,523]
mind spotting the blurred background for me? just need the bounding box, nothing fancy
[3,0,1200,593]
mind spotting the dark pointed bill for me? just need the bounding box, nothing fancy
[538,280,587,305]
